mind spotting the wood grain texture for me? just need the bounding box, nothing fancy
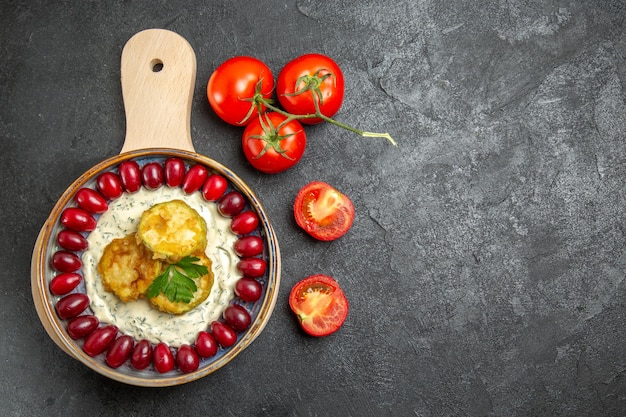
[120,29,196,153]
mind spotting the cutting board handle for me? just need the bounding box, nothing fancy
[120,29,196,153]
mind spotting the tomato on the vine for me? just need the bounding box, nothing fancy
[207,56,274,126]
[293,181,354,241]
[289,274,348,337]
[276,54,345,124]
[242,112,306,174]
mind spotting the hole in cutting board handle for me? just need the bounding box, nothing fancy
[151,59,164,72]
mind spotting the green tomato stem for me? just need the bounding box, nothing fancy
[259,99,397,147]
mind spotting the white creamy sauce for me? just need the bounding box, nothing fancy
[82,186,242,347]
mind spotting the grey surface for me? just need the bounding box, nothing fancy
[1,1,625,416]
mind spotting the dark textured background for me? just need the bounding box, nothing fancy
[1,1,625,416]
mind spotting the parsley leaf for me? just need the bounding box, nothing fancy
[147,256,209,303]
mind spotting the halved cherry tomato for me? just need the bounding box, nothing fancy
[293,181,354,241]
[289,274,348,337]
[276,54,345,124]
[207,56,274,126]
[242,112,306,174]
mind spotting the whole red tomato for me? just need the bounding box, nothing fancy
[207,56,274,126]
[242,112,306,174]
[276,54,345,124]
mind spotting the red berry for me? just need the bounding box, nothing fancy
[210,321,237,348]
[176,345,200,373]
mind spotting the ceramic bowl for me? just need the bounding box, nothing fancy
[31,149,280,386]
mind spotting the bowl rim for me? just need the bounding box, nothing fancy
[31,148,281,387]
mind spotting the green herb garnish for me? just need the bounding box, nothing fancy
[147,256,209,303]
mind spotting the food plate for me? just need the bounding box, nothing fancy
[30,29,280,386]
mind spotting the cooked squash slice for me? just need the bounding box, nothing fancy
[148,252,214,314]
[137,199,207,262]
[98,234,163,302]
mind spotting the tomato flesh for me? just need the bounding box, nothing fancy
[294,181,354,241]
[289,274,348,337]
